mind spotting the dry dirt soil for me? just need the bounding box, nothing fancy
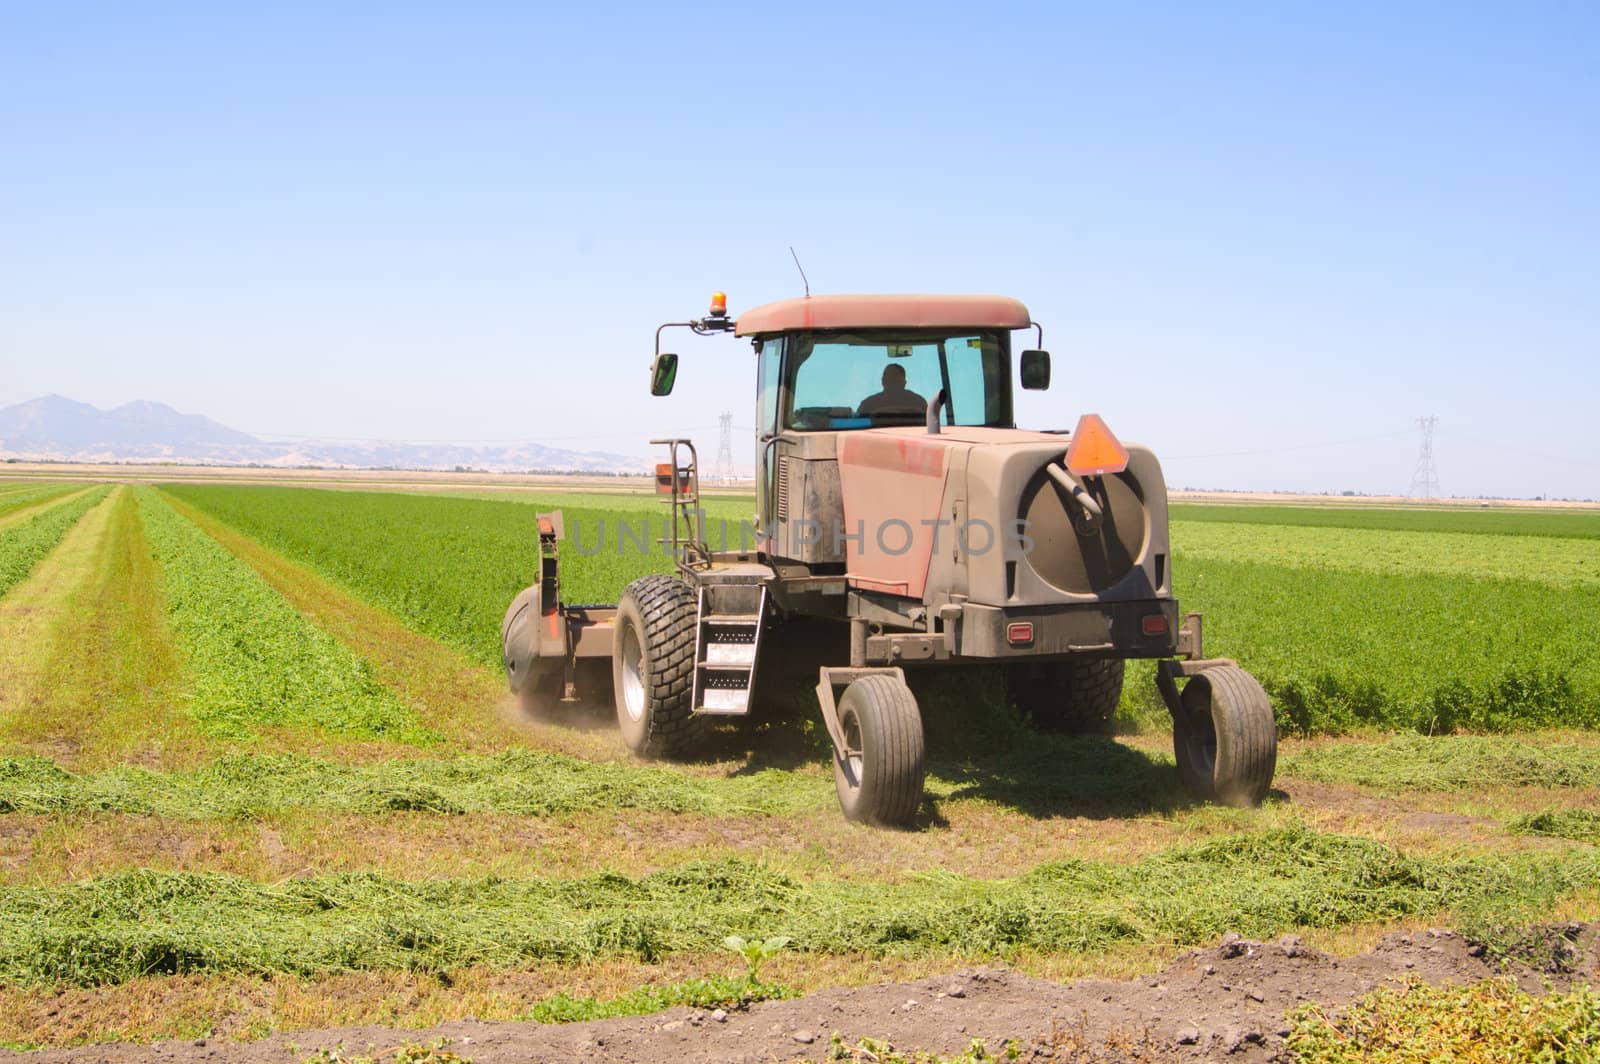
[13,924,1597,1064]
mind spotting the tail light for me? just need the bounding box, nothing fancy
[1006,622,1034,646]
[1142,614,1169,637]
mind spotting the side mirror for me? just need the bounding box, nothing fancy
[650,353,679,396]
[1020,349,1051,390]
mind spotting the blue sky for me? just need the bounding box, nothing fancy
[2,1,1596,497]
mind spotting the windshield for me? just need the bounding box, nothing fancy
[783,330,1010,431]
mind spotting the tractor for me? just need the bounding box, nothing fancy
[503,292,1277,826]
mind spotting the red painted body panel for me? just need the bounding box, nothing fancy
[735,294,1031,336]
[838,432,954,598]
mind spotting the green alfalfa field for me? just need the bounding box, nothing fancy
[1,475,1599,1058]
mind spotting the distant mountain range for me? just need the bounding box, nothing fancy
[0,396,651,474]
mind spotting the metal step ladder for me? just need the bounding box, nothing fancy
[693,581,767,715]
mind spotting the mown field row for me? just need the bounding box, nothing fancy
[164,484,1600,735]
[0,479,1597,1052]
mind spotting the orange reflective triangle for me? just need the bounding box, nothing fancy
[1065,413,1130,476]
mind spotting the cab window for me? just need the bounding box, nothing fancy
[783,331,1009,430]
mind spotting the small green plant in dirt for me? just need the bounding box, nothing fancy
[299,1040,468,1064]
[723,934,791,982]
[1288,978,1600,1063]
[829,1034,1020,1063]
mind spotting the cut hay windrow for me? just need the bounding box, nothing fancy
[133,490,439,746]
[0,825,1591,986]
[0,726,1202,821]
[0,749,830,819]
[0,487,111,600]
[1279,734,1600,791]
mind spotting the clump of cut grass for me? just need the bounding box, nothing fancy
[1,825,1592,986]
[1280,734,1600,791]
[134,490,438,746]
[1510,808,1600,843]
[1288,978,1600,1063]
[0,487,110,600]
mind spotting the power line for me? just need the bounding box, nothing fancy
[1166,427,1415,460]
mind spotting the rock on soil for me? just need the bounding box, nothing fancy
[13,925,1599,1064]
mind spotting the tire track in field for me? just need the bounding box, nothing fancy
[160,490,626,763]
[0,487,199,768]
[0,488,123,762]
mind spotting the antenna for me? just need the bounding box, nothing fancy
[788,246,810,298]
[1408,416,1440,499]
[715,412,735,484]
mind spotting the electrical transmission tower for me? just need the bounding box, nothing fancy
[1408,416,1440,499]
[714,412,735,484]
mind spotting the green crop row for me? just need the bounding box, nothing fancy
[0,487,110,600]
[0,483,82,521]
[162,485,713,668]
[1171,520,1600,588]
[1169,502,1600,540]
[1173,554,1600,735]
[134,490,439,746]
[0,749,830,819]
[1,825,1590,986]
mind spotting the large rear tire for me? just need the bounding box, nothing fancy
[1172,665,1277,807]
[613,575,703,758]
[832,675,926,828]
[1005,658,1125,734]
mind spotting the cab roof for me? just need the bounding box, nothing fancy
[734,294,1032,337]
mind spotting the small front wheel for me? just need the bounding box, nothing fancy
[832,674,926,828]
[1172,664,1277,807]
